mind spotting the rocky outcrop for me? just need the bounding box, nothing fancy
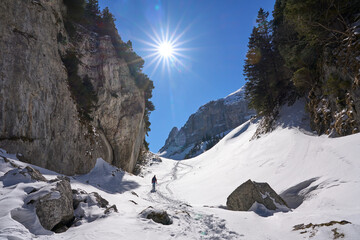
[308,81,360,137]
[73,28,146,172]
[0,0,146,174]
[4,163,117,233]
[226,179,289,216]
[305,28,360,137]
[72,188,118,227]
[159,87,255,159]
[29,176,74,232]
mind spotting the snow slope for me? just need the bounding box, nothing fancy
[1,101,360,239]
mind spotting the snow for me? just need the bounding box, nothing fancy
[1,101,360,239]
[223,86,246,105]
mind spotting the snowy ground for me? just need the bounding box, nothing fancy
[1,101,360,239]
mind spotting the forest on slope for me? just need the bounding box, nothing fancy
[244,0,360,137]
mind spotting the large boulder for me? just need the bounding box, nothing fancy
[29,176,74,232]
[226,179,289,216]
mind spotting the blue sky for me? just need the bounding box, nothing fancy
[98,0,276,152]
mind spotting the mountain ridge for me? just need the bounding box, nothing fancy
[159,86,255,159]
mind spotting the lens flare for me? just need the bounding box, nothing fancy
[158,42,174,58]
[137,21,194,75]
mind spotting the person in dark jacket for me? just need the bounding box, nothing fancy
[151,175,157,192]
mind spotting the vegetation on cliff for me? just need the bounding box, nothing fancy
[61,51,97,123]
[62,0,154,145]
[244,0,360,136]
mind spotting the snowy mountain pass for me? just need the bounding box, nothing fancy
[143,101,360,239]
[1,102,360,239]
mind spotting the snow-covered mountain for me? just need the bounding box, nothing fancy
[159,87,255,159]
[1,100,359,239]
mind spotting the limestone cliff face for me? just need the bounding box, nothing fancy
[0,0,146,174]
[73,29,146,173]
[159,87,255,159]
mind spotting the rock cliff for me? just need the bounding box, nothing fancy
[0,0,147,174]
[159,87,255,159]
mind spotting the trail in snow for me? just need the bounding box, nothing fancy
[143,160,240,239]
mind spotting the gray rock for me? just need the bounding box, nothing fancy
[1,166,47,187]
[34,177,74,232]
[159,87,255,159]
[72,189,110,209]
[75,32,146,173]
[226,179,289,215]
[72,188,116,225]
[104,204,118,214]
[91,192,109,208]
[24,166,47,182]
[0,0,146,175]
[140,207,172,225]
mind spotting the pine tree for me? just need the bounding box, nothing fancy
[63,0,85,22]
[98,7,117,36]
[244,8,292,116]
[84,0,101,31]
[244,9,275,115]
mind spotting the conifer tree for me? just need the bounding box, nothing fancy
[244,8,291,116]
[244,9,275,115]
[84,0,101,31]
[99,7,117,36]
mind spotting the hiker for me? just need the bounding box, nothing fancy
[151,175,157,192]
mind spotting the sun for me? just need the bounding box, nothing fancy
[137,22,193,75]
[158,42,174,58]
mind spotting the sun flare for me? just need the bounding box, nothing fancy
[138,22,194,75]
[158,42,174,58]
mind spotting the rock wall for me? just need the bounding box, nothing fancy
[73,29,146,173]
[307,64,360,137]
[159,87,255,159]
[0,0,146,174]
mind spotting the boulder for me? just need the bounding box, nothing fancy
[226,179,289,216]
[32,176,74,232]
[72,189,117,225]
[1,166,47,187]
[140,207,172,225]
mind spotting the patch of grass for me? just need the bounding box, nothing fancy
[332,228,345,239]
[293,220,351,231]
[293,220,350,239]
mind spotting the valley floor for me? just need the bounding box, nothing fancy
[1,103,360,239]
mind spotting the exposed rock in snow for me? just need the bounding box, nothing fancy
[226,179,289,216]
[32,176,74,232]
[0,166,47,187]
[140,207,173,225]
[72,188,117,226]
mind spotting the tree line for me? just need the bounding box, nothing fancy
[244,0,359,134]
